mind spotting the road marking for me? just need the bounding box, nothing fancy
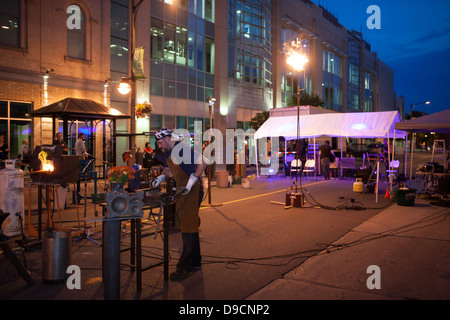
[200,180,328,209]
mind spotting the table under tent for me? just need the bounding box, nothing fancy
[254,110,407,202]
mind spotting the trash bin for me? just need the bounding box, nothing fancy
[42,230,72,283]
[215,171,229,188]
[395,188,417,206]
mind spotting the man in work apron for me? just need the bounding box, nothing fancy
[152,128,207,281]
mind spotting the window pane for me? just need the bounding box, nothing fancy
[196,86,204,102]
[151,18,164,60]
[176,26,188,65]
[150,114,162,130]
[10,120,31,160]
[164,63,175,80]
[0,15,20,48]
[188,85,196,100]
[196,71,204,86]
[67,30,86,59]
[196,34,204,70]
[164,80,175,97]
[187,30,195,68]
[177,82,187,99]
[164,22,176,63]
[10,102,31,118]
[111,2,128,39]
[205,0,214,22]
[151,78,163,96]
[188,68,196,84]
[0,100,7,117]
[176,116,187,129]
[66,6,85,59]
[164,115,175,128]
[110,38,129,73]
[150,59,163,78]
[177,66,187,82]
[205,37,214,73]
[0,0,20,48]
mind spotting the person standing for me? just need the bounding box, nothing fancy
[54,132,69,154]
[18,139,30,170]
[319,140,335,180]
[151,128,207,281]
[0,134,9,169]
[75,133,86,157]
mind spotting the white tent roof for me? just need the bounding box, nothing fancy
[254,110,407,140]
[394,108,450,133]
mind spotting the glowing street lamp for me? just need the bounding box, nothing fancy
[286,50,309,72]
[285,39,309,188]
[117,79,132,95]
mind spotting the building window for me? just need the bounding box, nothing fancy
[0,0,21,48]
[176,26,188,65]
[228,0,272,88]
[0,100,32,163]
[322,50,343,111]
[364,72,374,112]
[164,22,176,63]
[66,5,86,60]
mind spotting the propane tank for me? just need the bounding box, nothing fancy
[353,178,364,193]
[0,160,25,236]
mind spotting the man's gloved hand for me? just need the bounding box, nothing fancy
[182,174,198,195]
[152,175,166,188]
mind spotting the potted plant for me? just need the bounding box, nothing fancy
[108,166,136,193]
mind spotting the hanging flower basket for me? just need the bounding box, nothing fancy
[135,101,154,118]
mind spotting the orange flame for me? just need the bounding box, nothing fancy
[38,151,54,172]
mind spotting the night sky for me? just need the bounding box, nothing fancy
[311,0,450,115]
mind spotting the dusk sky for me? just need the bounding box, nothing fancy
[311,0,450,115]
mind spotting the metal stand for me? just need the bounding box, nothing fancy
[0,210,35,286]
[362,160,380,203]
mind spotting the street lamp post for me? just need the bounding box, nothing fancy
[203,97,222,207]
[117,0,145,163]
[285,39,309,190]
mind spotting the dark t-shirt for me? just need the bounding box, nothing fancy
[319,144,331,159]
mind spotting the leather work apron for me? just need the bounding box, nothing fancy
[167,157,201,233]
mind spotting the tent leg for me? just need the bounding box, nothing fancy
[410,133,414,179]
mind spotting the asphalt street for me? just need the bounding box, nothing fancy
[1,174,395,300]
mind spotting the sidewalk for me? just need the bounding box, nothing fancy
[247,195,450,300]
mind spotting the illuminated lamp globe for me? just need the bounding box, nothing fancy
[287,52,309,72]
[118,81,131,95]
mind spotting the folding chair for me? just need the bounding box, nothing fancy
[290,159,302,179]
[303,159,315,179]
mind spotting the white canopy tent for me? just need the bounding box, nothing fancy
[394,108,450,179]
[254,110,407,202]
[255,111,407,140]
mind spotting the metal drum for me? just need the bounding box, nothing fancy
[0,160,24,237]
[41,230,72,283]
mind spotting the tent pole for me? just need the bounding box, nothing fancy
[313,137,316,180]
[404,134,408,178]
[410,133,414,179]
[376,160,379,203]
[340,137,343,178]
[255,139,259,178]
